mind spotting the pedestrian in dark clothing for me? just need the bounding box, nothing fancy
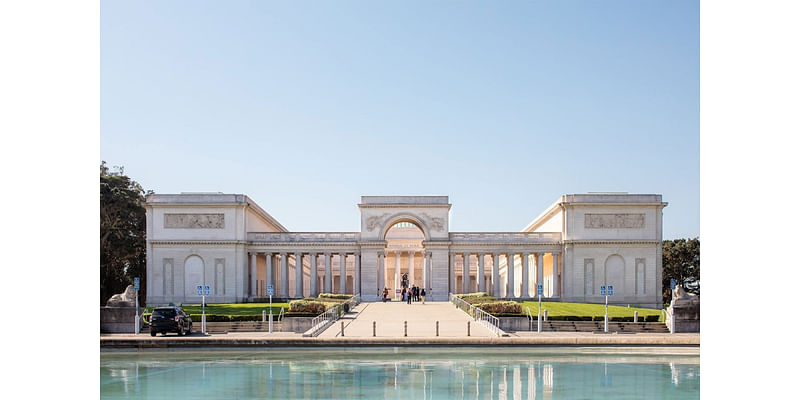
[420,288,426,304]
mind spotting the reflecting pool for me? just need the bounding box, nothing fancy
[101,347,699,399]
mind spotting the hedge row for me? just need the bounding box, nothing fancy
[491,314,660,322]
[471,301,522,314]
[317,293,353,300]
[455,292,493,303]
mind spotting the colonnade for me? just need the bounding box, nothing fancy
[248,251,360,298]
[247,249,560,300]
[450,251,561,299]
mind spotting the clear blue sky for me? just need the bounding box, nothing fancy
[101,0,699,239]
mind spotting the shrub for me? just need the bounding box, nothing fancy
[288,299,328,314]
[317,293,353,300]
[473,301,521,314]
[645,315,661,322]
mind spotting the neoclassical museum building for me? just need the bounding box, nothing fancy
[145,193,667,308]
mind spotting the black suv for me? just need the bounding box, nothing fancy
[149,307,193,336]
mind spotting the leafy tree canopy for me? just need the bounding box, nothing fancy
[662,237,700,306]
[100,161,151,305]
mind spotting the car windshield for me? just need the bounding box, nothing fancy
[152,309,176,318]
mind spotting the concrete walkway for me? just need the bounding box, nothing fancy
[318,301,494,338]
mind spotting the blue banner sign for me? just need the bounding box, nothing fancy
[608,285,614,296]
[537,284,543,295]
[204,285,210,296]
[600,286,606,296]
[267,285,274,296]
[134,277,140,291]
[196,285,203,296]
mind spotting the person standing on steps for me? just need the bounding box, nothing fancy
[420,287,426,304]
[407,287,412,304]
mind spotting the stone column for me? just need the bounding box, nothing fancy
[408,251,415,287]
[478,253,485,293]
[449,253,456,294]
[295,252,303,298]
[394,250,401,295]
[507,252,516,298]
[280,253,289,298]
[309,253,318,297]
[422,252,428,290]
[522,252,529,298]
[265,252,273,291]
[428,252,434,290]
[552,252,560,297]
[324,252,332,294]
[250,252,257,298]
[492,252,500,297]
[378,252,385,293]
[340,253,347,294]
[354,253,361,295]
[537,253,544,296]
[463,253,470,294]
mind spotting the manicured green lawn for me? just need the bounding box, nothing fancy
[519,301,663,321]
[175,303,290,316]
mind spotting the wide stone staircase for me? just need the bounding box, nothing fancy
[532,320,669,333]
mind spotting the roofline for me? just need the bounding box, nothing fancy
[522,194,668,232]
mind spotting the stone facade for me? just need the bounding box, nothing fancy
[146,193,667,308]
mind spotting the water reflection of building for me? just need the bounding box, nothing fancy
[101,354,699,399]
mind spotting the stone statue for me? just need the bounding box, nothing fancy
[106,285,137,307]
[669,286,699,308]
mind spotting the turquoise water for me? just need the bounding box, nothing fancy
[101,347,699,399]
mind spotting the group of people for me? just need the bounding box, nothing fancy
[381,285,427,304]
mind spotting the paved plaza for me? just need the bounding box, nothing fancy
[318,301,494,338]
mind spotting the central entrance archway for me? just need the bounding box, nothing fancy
[383,220,425,300]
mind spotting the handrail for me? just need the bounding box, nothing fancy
[663,308,674,333]
[525,306,534,331]
[305,294,360,337]
[278,307,285,322]
[449,293,502,337]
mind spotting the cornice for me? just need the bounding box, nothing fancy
[150,240,246,245]
[564,240,661,245]
[358,204,452,209]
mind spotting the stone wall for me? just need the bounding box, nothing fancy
[100,307,142,333]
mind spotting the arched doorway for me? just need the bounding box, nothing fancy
[383,220,425,300]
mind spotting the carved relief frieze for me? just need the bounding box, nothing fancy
[421,213,445,232]
[584,213,644,229]
[164,213,225,229]
[366,213,389,231]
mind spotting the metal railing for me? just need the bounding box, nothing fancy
[278,307,285,322]
[450,293,502,336]
[525,306,535,331]
[305,294,360,337]
[663,308,674,334]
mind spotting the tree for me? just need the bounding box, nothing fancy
[662,238,700,306]
[100,161,150,305]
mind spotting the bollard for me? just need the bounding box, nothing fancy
[634,311,639,323]
[373,321,376,337]
[544,310,548,321]
[467,321,471,336]
[404,321,407,337]
[436,321,439,337]
[341,321,345,337]
[268,310,273,333]
[262,310,266,322]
